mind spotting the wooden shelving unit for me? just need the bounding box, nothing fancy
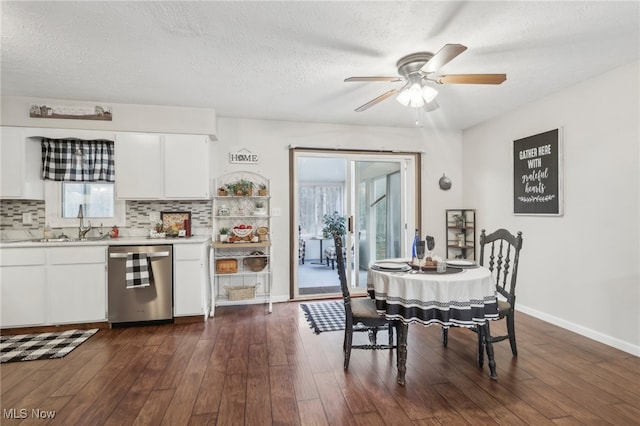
[445,209,476,260]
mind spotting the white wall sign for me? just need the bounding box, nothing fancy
[229,149,259,164]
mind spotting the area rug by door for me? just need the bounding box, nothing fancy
[300,301,344,334]
[1,329,99,363]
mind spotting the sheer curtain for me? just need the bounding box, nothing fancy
[41,138,115,182]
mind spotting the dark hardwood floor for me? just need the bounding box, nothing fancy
[1,301,639,425]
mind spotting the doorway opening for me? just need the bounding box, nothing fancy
[290,149,421,299]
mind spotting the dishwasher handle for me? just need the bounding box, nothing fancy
[109,251,170,259]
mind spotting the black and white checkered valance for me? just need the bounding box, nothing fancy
[41,138,115,182]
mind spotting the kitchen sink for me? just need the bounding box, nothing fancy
[39,235,111,243]
[1,235,111,244]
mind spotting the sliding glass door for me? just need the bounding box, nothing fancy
[291,149,420,299]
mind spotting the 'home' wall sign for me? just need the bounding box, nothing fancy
[229,149,259,164]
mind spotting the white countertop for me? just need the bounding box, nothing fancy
[0,235,211,248]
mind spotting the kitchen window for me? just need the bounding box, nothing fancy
[40,136,125,228]
[44,181,126,228]
[62,182,114,218]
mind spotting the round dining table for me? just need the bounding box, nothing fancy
[367,260,499,385]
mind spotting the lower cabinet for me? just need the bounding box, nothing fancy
[48,247,107,324]
[174,242,210,319]
[0,248,47,327]
[0,240,210,328]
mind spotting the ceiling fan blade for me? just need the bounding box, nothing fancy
[355,89,399,112]
[420,44,467,73]
[345,76,403,82]
[434,74,507,84]
[423,99,440,112]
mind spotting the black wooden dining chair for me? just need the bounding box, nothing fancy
[443,228,523,362]
[333,233,395,369]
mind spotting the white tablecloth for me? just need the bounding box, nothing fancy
[368,262,498,327]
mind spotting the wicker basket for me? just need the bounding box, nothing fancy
[216,258,238,274]
[243,251,267,272]
[225,285,256,301]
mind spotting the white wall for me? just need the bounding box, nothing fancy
[462,61,640,355]
[212,118,464,302]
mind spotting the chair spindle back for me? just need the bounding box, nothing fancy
[479,229,523,300]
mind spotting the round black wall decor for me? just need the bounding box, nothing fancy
[439,174,452,190]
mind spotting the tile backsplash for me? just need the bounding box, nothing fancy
[0,199,212,237]
[0,200,45,231]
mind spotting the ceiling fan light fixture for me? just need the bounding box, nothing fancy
[397,81,437,108]
[421,84,438,103]
[396,86,411,107]
[408,82,425,107]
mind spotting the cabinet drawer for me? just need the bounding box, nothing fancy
[174,244,202,260]
[0,248,46,266]
[48,246,106,265]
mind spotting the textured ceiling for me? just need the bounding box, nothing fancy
[1,1,638,130]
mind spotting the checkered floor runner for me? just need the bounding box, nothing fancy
[300,301,345,334]
[1,329,98,363]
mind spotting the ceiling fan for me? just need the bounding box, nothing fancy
[345,44,506,112]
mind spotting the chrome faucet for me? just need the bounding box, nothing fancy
[77,205,91,240]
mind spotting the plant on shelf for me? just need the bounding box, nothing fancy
[219,227,229,242]
[257,183,268,196]
[322,211,346,238]
[228,179,253,196]
[253,200,267,216]
[224,182,237,195]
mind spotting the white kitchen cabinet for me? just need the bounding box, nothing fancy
[114,133,164,199]
[115,132,210,200]
[0,248,47,327]
[47,246,107,324]
[164,134,210,199]
[0,126,44,200]
[173,242,210,319]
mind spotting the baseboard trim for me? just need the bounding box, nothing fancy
[517,304,639,356]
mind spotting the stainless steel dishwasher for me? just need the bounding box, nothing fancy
[107,245,173,325]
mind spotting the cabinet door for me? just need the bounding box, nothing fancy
[48,264,107,323]
[48,247,107,324]
[0,266,46,327]
[174,259,203,316]
[0,127,44,200]
[115,133,163,199]
[164,134,210,199]
[1,127,23,197]
[174,244,205,316]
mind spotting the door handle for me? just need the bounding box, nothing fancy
[109,251,170,259]
[348,216,353,233]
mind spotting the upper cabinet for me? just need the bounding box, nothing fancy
[115,133,211,200]
[114,133,163,198]
[0,127,44,200]
[163,134,210,199]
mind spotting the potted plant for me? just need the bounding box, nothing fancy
[257,183,268,196]
[219,227,229,242]
[237,179,254,196]
[225,182,237,195]
[253,200,266,216]
[322,211,346,238]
